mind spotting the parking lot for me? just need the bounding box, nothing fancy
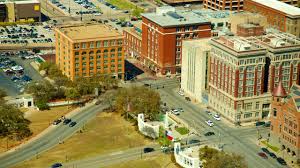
[0,51,43,96]
[0,23,55,49]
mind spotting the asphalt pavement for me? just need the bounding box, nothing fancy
[0,101,109,168]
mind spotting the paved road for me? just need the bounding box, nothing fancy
[0,101,109,168]
[63,144,161,168]
[138,78,285,168]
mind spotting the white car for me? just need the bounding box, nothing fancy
[171,109,180,115]
[205,120,214,127]
[213,114,221,121]
[178,90,184,96]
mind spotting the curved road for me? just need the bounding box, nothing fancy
[0,102,109,168]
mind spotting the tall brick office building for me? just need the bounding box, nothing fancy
[270,83,300,164]
[141,6,211,76]
[203,0,244,11]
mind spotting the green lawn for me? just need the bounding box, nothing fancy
[107,0,144,16]
[175,127,189,135]
[261,140,280,152]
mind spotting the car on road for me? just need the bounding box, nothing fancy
[255,121,265,127]
[178,90,184,96]
[264,121,271,127]
[52,119,61,125]
[261,148,270,154]
[188,139,200,144]
[69,121,77,127]
[269,152,277,159]
[177,108,184,112]
[205,120,214,127]
[205,110,212,115]
[204,132,215,136]
[185,97,191,101]
[63,118,71,125]
[171,109,180,115]
[258,152,268,159]
[143,147,154,153]
[51,163,62,168]
[213,114,221,121]
[95,100,101,105]
[276,157,287,165]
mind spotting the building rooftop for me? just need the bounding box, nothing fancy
[193,9,230,19]
[183,38,211,51]
[286,85,300,111]
[211,36,264,53]
[142,6,209,27]
[248,29,300,49]
[0,0,39,3]
[238,23,262,29]
[250,0,300,17]
[56,24,122,42]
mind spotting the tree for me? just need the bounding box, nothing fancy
[0,102,32,139]
[114,86,161,121]
[132,8,143,17]
[65,88,80,101]
[199,146,247,168]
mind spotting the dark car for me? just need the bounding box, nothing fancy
[185,97,191,101]
[255,121,265,127]
[261,147,270,154]
[95,100,101,105]
[51,163,62,168]
[269,152,277,158]
[63,118,71,125]
[53,119,61,125]
[144,83,150,87]
[69,121,77,127]
[264,121,271,127]
[204,132,215,136]
[277,157,287,165]
[143,147,154,153]
[258,152,268,159]
[188,139,200,144]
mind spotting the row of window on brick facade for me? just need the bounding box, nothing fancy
[73,40,123,49]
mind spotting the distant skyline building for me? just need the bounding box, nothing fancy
[270,83,300,164]
[55,24,125,81]
[244,0,300,37]
[141,6,211,76]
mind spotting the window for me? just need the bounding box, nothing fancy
[104,40,108,47]
[90,42,94,48]
[244,113,252,118]
[117,39,123,45]
[96,41,101,48]
[90,56,94,60]
[75,52,79,56]
[118,47,122,52]
[255,102,260,109]
[118,53,122,57]
[82,43,86,49]
[74,43,80,49]
[111,49,115,52]
[273,108,277,117]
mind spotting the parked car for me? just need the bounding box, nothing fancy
[69,121,77,127]
[178,90,184,96]
[261,147,270,154]
[276,157,287,165]
[204,132,215,136]
[205,120,214,127]
[213,114,221,121]
[205,110,212,115]
[63,118,72,125]
[258,152,268,159]
[177,108,184,112]
[95,100,101,105]
[53,119,61,125]
[143,147,154,153]
[269,152,277,159]
[264,121,271,127]
[51,163,62,168]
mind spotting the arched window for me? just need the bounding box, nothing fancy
[81,51,87,55]
[104,49,108,53]
[96,50,101,54]
[89,51,94,55]
[110,49,115,52]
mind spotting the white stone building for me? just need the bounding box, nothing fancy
[181,38,211,103]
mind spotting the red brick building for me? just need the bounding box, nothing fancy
[270,83,300,164]
[141,6,211,76]
[203,0,244,11]
[123,23,142,60]
[244,0,300,37]
[236,23,264,37]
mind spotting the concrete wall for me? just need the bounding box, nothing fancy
[174,143,201,168]
[138,113,160,138]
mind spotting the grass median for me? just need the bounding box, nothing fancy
[0,106,75,153]
[13,112,152,168]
